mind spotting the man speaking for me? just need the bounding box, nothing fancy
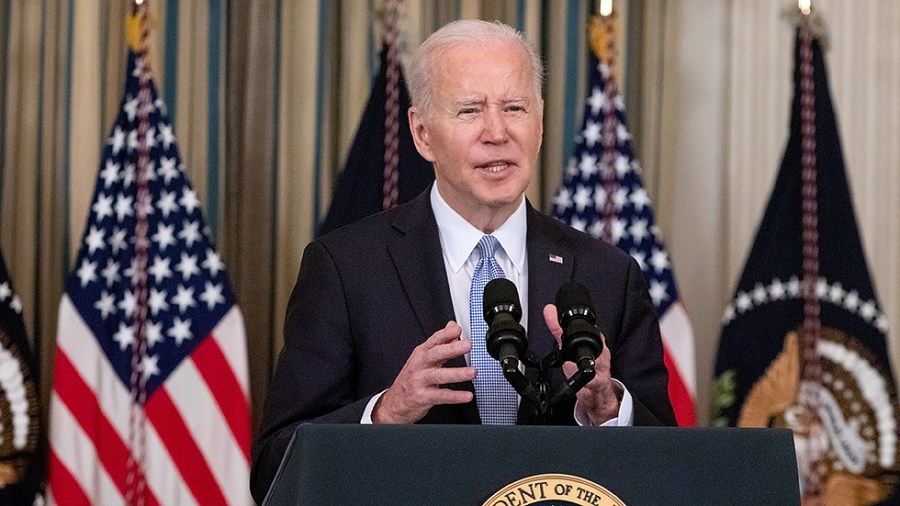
[251,19,675,503]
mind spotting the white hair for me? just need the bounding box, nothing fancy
[407,19,544,120]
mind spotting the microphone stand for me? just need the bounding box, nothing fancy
[500,347,595,424]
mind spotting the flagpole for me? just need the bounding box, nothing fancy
[382,0,401,210]
[797,1,826,499]
[126,0,152,503]
[592,7,620,246]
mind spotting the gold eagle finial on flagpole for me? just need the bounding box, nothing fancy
[126,12,142,52]
[590,1,616,69]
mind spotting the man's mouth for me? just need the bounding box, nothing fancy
[478,161,511,173]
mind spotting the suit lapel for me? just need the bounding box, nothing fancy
[524,204,574,358]
[520,204,574,423]
[387,191,456,344]
[388,191,479,423]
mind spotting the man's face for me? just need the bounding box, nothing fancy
[409,40,543,225]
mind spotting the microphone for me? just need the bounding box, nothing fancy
[482,278,528,368]
[555,281,603,370]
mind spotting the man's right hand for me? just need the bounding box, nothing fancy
[372,321,475,424]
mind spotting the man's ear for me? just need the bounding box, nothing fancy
[408,107,436,162]
[537,100,544,151]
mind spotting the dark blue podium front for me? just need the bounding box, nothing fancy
[263,424,799,505]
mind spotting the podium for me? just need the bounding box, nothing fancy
[262,424,800,505]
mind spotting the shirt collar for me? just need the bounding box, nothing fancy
[430,183,527,275]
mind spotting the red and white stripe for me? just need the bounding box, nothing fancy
[658,302,697,427]
[48,296,251,505]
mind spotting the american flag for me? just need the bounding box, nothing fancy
[47,34,251,505]
[551,29,697,426]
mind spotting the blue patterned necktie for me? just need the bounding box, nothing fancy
[469,235,518,425]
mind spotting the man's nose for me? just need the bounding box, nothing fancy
[481,109,509,144]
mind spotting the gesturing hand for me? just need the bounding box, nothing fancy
[372,321,476,424]
[543,304,621,425]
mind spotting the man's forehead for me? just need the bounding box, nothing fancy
[433,38,521,58]
[431,43,531,83]
[453,95,531,105]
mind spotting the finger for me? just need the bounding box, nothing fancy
[543,304,563,348]
[429,366,477,385]
[592,333,612,376]
[414,322,464,365]
[424,321,463,348]
[429,388,474,406]
[403,383,474,409]
[425,338,471,365]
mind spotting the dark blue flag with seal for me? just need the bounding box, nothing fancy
[711,15,900,505]
[0,250,42,505]
[317,46,434,237]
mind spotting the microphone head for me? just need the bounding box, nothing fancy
[555,281,596,326]
[555,281,602,362]
[483,278,522,324]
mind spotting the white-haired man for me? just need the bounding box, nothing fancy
[251,19,675,503]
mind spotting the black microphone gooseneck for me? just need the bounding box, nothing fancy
[481,279,603,423]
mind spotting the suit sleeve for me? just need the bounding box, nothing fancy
[611,256,678,426]
[250,240,374,502]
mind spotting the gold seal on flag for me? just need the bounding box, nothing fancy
[739,328,900,504]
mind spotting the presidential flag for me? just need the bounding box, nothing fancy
[317,13,434,236]
[711,14,900,504]
[47,13,251,505]
[0,251,41,505]
[551,16,697,426]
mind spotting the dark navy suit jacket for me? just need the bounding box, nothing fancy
[250,190,675,502]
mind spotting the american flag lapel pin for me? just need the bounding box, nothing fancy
[549,254,563,264]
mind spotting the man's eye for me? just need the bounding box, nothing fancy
[506,105,526,113]
[459,108,478,115]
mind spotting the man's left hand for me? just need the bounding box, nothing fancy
[543,304,621,425]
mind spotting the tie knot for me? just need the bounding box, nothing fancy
[477,235,500,260]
